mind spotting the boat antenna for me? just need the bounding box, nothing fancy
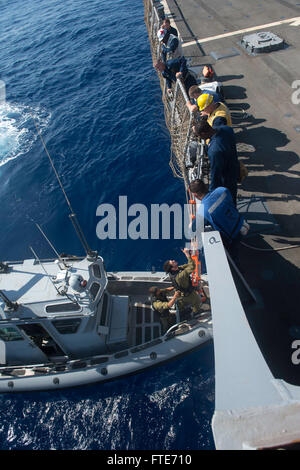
[34,222,68,269]
[32,119,96,259]
[29,246,61,296]
[35,222,60,258]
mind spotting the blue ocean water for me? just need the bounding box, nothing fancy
[0,0,215,449]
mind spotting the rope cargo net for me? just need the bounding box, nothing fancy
[144,0,209,295]
[144,0,250,180]
[143,0,207,187]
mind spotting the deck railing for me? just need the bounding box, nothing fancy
[143,0,207,188]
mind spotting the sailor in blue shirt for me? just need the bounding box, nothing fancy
[189,179,249,263]
[193,120,240,205]
[154,57,197,94]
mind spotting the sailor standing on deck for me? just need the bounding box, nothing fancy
[163,248,202,317]
[157,28,182,63]
[187,91,232,128]
[189,179,249,264]
[192,120,240,205]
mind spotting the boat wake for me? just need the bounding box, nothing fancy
[0,102,50,167]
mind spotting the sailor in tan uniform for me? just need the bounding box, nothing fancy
[149,287,179,332]
[163,248,202,316]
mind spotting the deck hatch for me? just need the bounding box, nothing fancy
[240,31,285,54]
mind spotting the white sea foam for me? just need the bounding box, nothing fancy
[7,423,16,443]
[0,102,51,167]
[149,382,189,411]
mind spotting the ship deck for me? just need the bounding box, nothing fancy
[159,0,300,385]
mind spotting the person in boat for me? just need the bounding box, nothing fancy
[186,91,231,128]
[192,120,239,205]
[189,179,249,262]
[157,28,182,63]
[163,248,202,316]
[154,58,197,98]
[160,18,178,37]
[149,287,180,332]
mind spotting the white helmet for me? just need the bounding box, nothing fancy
[157,29,167,41]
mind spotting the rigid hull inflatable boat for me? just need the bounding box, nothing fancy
[0,254,212,392]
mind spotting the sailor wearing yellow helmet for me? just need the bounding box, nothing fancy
[186,89,232,128]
